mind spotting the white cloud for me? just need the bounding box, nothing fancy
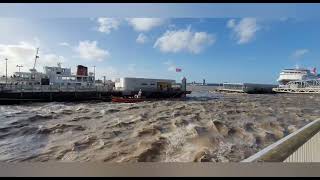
[292,49,309,59]
[127,18,165,32]
[0,40,65,76]
[227,17,260,44]
[97,17,120,34]
[136,33,148,44]
[227,19,236,28]
[59,42,70,47]
[74,40,110,62]
[154,26,215,54]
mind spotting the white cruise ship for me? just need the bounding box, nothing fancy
[277,67,319,86]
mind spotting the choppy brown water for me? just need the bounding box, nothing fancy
[0,86,319,162]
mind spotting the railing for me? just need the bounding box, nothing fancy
[284,130,320,162]
[242,119,320,162]
[0,84,112,93]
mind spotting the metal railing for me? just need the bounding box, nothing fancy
[273,79,320,93]
[0,84,112,93]
[284,130,320,162]
[242,119,320,162]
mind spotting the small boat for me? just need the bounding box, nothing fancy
[111,96,146,103]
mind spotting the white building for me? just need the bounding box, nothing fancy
[114,77,178,95]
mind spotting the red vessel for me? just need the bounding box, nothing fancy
[111,96,146,103]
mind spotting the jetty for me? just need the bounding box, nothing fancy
[0,79,190,104]
[216,82,277,94]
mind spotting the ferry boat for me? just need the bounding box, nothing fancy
[0,48,96,87]
[277,67,319,86]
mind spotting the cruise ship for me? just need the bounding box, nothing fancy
[277,67,319,86]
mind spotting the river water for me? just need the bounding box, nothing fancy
[0,86,319,162]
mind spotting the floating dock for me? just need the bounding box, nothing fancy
[216,83,277,94]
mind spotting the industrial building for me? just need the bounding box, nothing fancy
[114,77,183,96]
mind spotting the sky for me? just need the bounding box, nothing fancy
[1,3,320,84]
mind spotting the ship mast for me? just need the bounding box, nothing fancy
[32,48,40,71]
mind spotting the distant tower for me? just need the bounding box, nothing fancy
[203,79,206,85]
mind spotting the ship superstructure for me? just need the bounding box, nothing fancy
[277,67,319,87]
[273,66,320,93]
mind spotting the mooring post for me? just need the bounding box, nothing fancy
[181,77,187,98]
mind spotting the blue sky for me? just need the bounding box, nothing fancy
[1,4,320,84]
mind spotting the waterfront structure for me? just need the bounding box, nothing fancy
[114,77,178,95]
[273,79,320,93]
[0,47,191,103]
[217,82,277,94]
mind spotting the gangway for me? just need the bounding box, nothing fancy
[273,79,320,93]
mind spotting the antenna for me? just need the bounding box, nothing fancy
[33,48,39,70]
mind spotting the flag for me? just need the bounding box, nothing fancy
[176,68,182,72]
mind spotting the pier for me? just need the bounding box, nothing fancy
[0,84,190,104]
[216,83,277,94]
[0,84,117,103]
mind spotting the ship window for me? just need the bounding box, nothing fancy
[150,83,155,85]
[56,72,61,74]
[141,83,148,85]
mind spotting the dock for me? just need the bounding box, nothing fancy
[0,84,190,104]
[216,82,277,94]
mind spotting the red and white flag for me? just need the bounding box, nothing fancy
[176,68,182,72]
[312,67,317,75]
